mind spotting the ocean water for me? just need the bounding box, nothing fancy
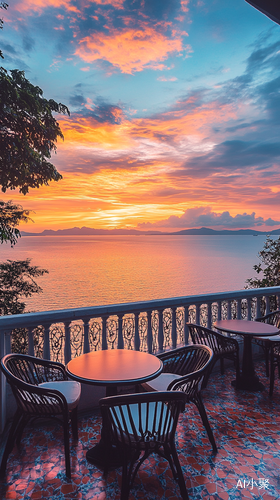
[0,234,268,312]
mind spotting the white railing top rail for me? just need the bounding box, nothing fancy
[0,286,280,330]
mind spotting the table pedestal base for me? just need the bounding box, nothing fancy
[231,376,265,392]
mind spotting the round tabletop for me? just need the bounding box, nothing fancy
[66,349,163,386]
[214,319,279,337]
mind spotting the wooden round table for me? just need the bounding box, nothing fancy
[66,349,163,468]
[214,319,279,391]
[66,349,163,396]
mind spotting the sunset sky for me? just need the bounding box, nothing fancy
[1,0,280,232]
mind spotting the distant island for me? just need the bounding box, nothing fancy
[21,226,280,236]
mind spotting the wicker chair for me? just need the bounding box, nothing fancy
[142,345,217,452]
[100,391,189,500]
[0,353,81,479]
[186,323,240,385]
[255,310,280,396]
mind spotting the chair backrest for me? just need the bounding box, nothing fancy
[1,353,66,385]
[187,323,237,354]
[159,344,213,376]
[256,310,280,328]
[100,391,186,454]
[1,354,67,416]
[165,346,213,398]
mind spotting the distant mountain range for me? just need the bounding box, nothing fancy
[21,226,280,236]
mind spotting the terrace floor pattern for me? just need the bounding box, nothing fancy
[0,364,280,500]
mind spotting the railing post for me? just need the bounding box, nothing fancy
[172,308,177,349]
[134,313,140,351]
[84,320,90,353]
[196,305,200,325]
[207,303,211,329]
[265,295,270,315]
[183,307,188,345]
[43,324,51,360]
[102,316,108,350]
[118,314,124,349]
[158,310,164,352]
[256,297,261,318]
[227,300,231,319]
[217,301,222,321]
[28,327,34,356]
[247,299,252,321]
[147,312,153,353]
[237,299,241,320]
[64,321,72,364]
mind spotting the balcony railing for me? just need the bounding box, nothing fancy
[0,286,279,432]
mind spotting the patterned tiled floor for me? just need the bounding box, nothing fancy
[1,363,280,499]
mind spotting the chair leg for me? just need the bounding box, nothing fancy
[120,462,130,500]
[0,409,22,478]
[169,444,189,500]
[235,353,241,383]
[70,406,78,441]
[193,394,217,453]
[265,345,270,377]
[220,357,225,375]
[63,415,71,479]
[269,347,275,397]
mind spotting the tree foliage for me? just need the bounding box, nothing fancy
[0,200,31,246]
[245,235,280,288]
[0,3,8,59]
[0,68,69,194]
[0,259,48,315]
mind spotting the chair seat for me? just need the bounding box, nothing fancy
[253,335,280,342]
[39,381,81,410]
[143,373,181,392]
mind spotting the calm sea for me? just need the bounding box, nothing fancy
[0,235,267,312]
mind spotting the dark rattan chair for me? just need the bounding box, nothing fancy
[187,323,240,385]
[100,391,189,500]
[0,353,81,479]
[255,310,280,396]
[142,345,217,452]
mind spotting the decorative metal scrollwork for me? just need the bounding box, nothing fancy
[89,319,102,351]
[123,314,134,350]
[70,321,83,358]
[107,316,118,349]
[33,326,44,358]
[11,328,28,354]
[50,323,65,362]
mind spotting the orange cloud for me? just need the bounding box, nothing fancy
[75,27,188,74]
[59,114,134,149]
[11,0,124,15]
